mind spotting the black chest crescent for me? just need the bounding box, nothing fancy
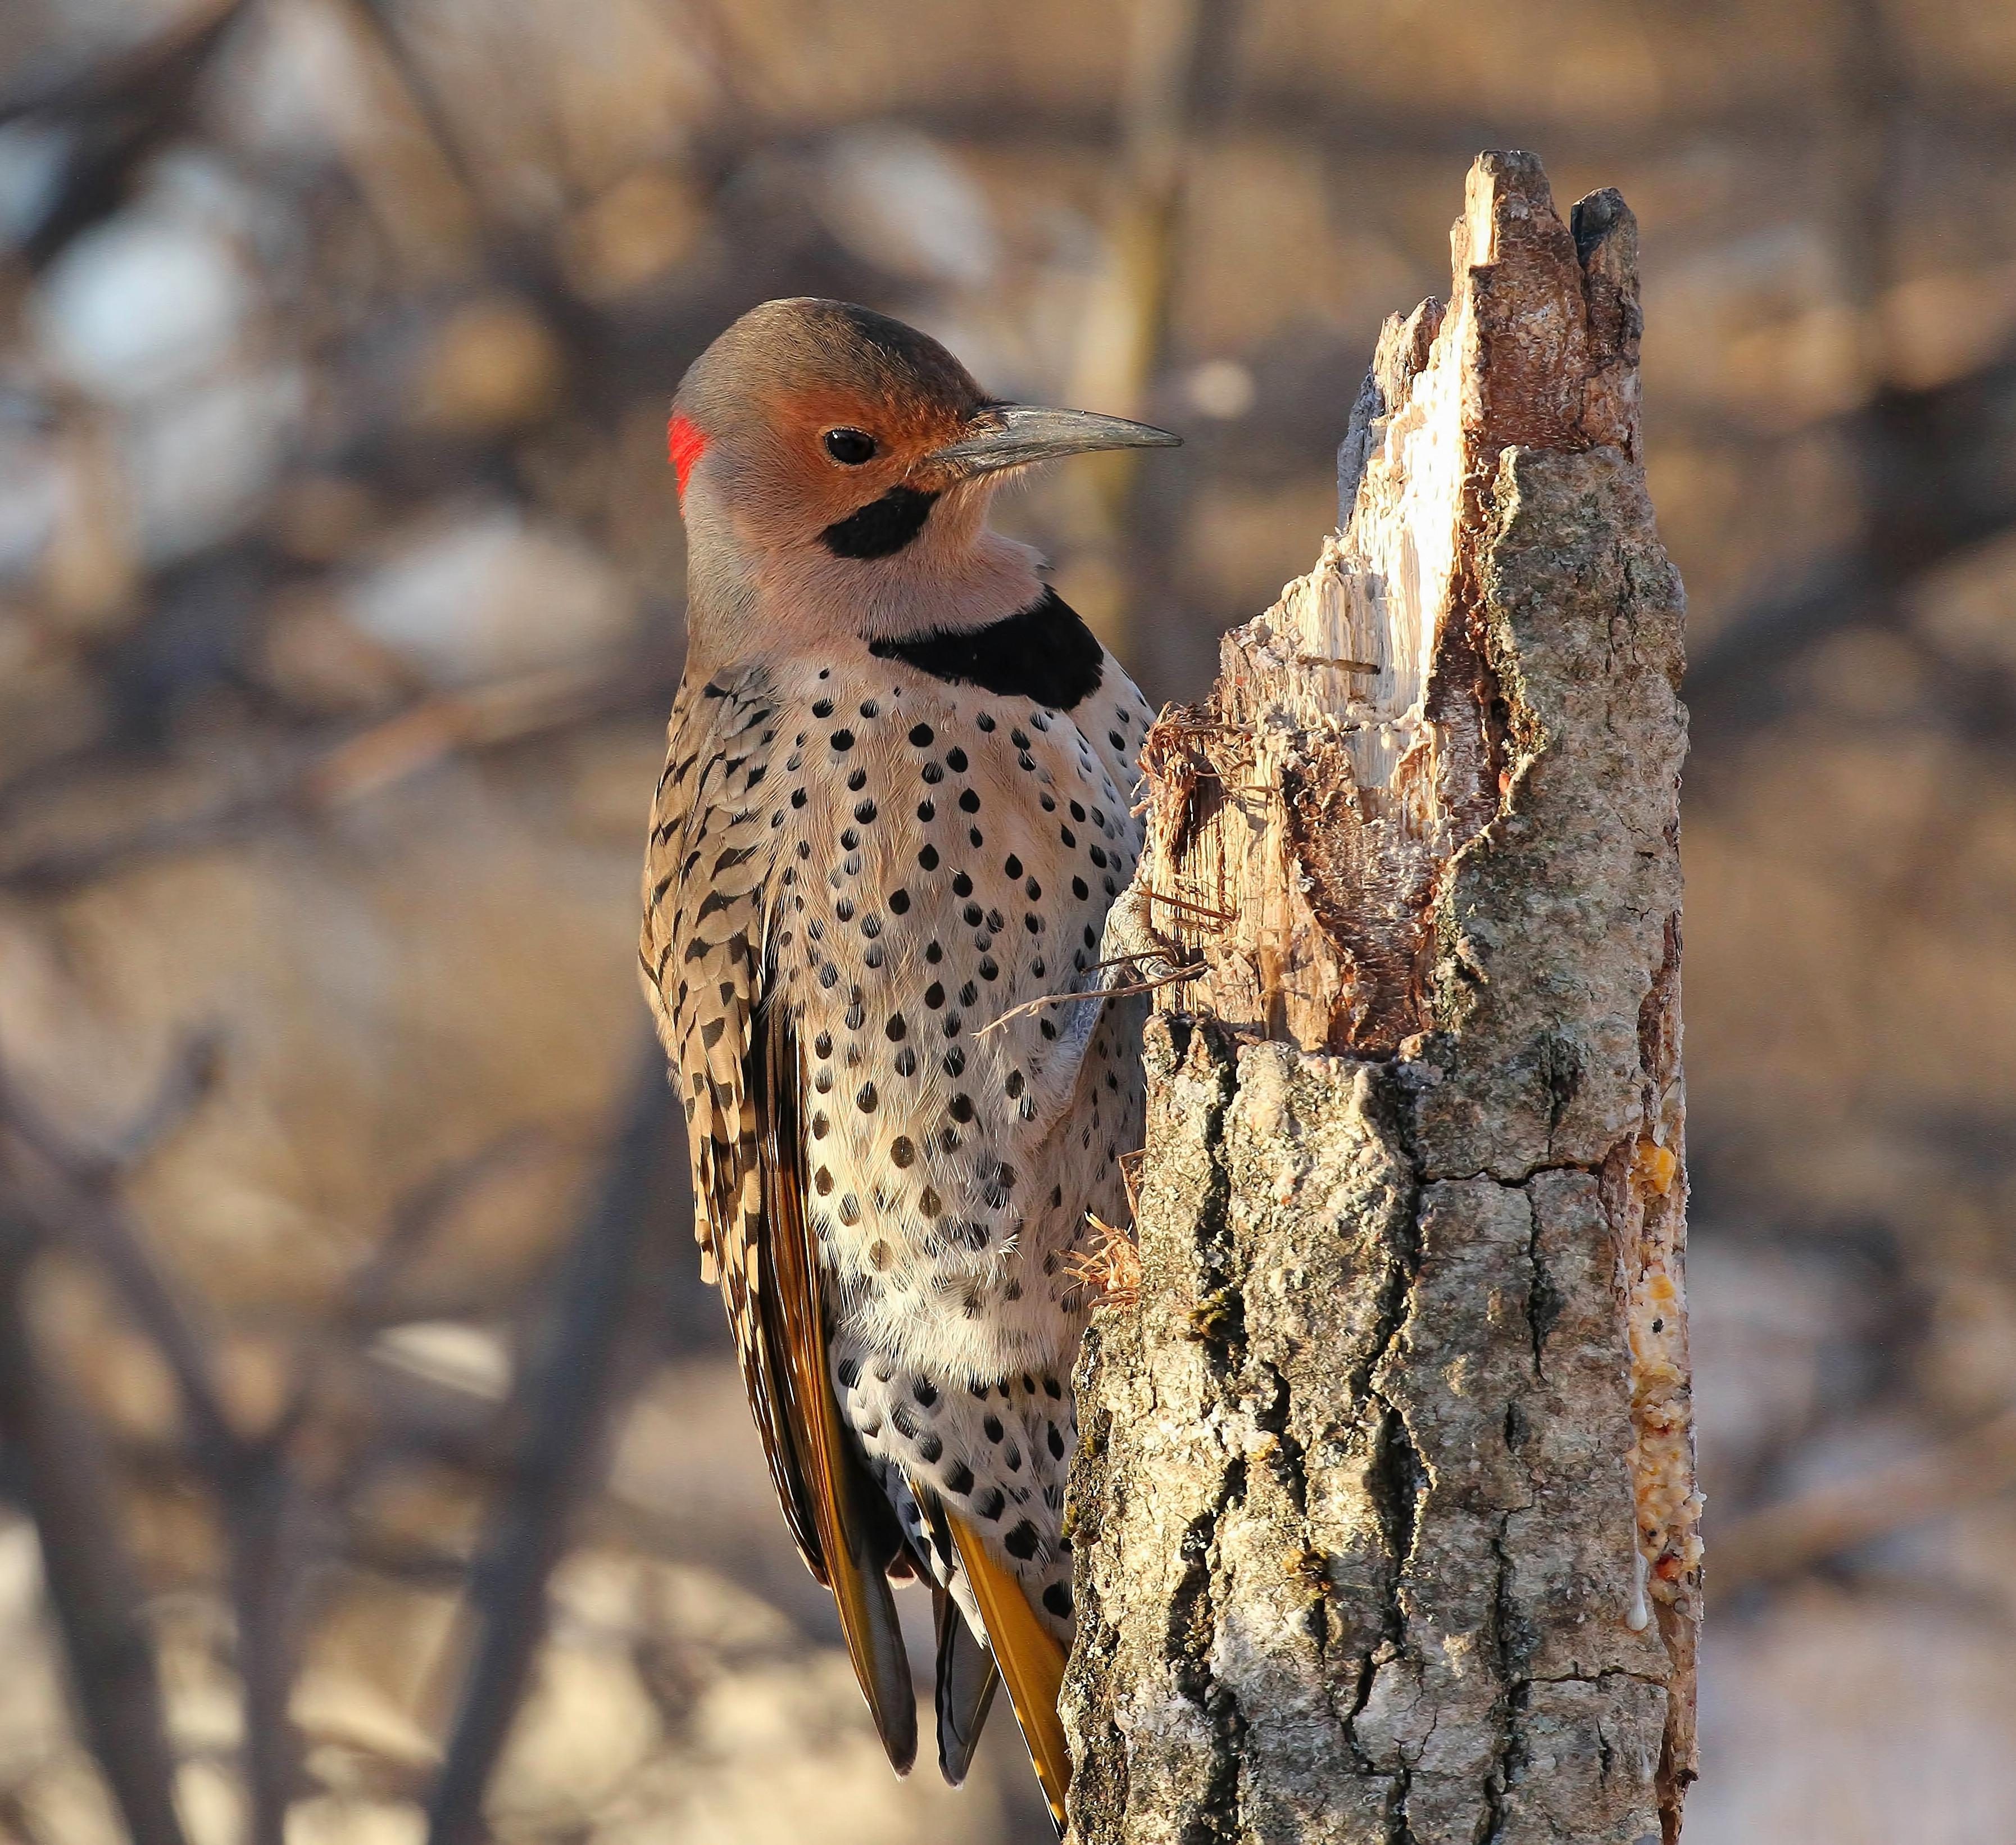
[869,588,1105,711]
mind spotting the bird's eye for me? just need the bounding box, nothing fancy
[824,428,877,465]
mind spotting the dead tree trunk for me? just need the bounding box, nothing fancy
[1063,151,1700,1845]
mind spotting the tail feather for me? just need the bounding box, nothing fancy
[933,1583,1001,1786]
[947,1513,1070,1834]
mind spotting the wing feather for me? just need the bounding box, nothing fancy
[643,672,821,1569]
[643,667,918,1771]
[756,1004,919,1773]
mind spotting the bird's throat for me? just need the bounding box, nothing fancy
[679,471,1047,676]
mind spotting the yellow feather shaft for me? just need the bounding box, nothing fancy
[948,1513,1070,1831]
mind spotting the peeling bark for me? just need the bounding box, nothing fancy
[1064,152,1699,1845]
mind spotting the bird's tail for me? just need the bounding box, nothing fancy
[948,1513,1071,1834]
[933,1582,1000,1786]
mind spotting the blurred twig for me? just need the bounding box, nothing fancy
[343,1126,559,1330]
[0,1217,191,1845]
[276,1123,561,1456]
[426,1042,674,1845]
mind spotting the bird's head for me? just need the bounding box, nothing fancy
[667,298,1178,660]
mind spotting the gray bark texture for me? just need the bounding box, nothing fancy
[1062,152,1701,1845]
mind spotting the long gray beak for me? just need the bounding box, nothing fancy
[930,403,1181,477]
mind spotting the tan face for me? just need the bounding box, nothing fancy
[729,377,978,540]
[671,298,991,552]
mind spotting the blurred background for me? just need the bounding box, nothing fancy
[0,1,2012,1841]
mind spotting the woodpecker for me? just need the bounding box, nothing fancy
[639,298,1177,1829]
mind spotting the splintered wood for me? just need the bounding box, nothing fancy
[1068,153,1700,1845]
[1138,173,1645,1057]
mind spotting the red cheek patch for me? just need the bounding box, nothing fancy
[667,413,708,500]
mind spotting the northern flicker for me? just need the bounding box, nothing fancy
[639,298,1177,1829]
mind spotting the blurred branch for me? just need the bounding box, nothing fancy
[294,0,483,278]
[330,0,492,214]
[1826,0,1908,386]
[0,646,680,899]
[221,1455,307,1845]
[0,1218,191,1845]
[426,1043,674,1845]
[655,0,764,121]
[105,1033,228,1170]
[1686,346,2016,729]
[299,655,673,804]
[1073,0,1211,419]
[0,944,691,1845]
[0,1043,303,1845]
[876,84,2016,171]
[0,1059,240,1467]
[1681,11,2016,742]
[1714,1406,2016,1592]
[0,1032,222,1184]
[325,0,629,342]
[0,0,257,268]
[1062,0,1234,651]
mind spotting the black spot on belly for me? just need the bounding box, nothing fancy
[821,485,940,559]
[1004,1520,1041,1560]
[869,587,1104,710]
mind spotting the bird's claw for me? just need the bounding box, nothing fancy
[1095,881,1188,994]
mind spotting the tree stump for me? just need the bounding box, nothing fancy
[1063,151,1700,1845]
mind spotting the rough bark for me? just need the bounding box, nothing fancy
[1063,152,1700,1845]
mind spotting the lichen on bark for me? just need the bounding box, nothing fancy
[1065,152,1699,1845]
